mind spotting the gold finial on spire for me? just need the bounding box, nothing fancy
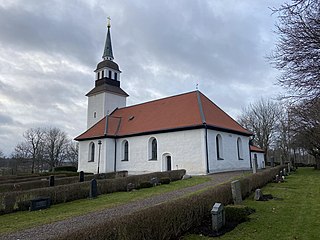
[107,16,111,28]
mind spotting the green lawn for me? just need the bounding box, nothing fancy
[184,168,320,240]
[0,176,209,234]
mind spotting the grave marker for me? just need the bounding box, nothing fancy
[252,156,258,174]
[30,197,51,211]
[79,171,84,182]
[211,203,225,232]
[49,175,54,187]
[231,180,242,204]
[89,179,98,198]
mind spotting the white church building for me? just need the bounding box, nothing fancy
[75,22,255,175]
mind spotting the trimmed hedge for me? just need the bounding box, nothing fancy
[0,169,186,214]
[54,166,77,172]
[54,166,282,240]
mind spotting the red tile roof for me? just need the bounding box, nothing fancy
[250,145,265,153]
[75,91,252,140]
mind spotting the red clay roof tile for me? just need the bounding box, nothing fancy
[250,145,265,153]
[75,91,252,140]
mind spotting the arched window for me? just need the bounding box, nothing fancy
[237,137,243,160]
[216,134,223,160]
[93,112,97,118]
[89,142,95,162]
[148,137,158,160]
[122,140,129,161]
[114,72,118,80]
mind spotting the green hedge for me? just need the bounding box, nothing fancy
[0,169,186,214]
[54,166,77,172]
[54,166,282,240]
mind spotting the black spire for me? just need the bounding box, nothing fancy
[102,17,114,61]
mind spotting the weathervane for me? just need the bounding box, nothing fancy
[107,16,111,28]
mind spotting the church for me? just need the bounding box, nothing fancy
[75,21,257,175]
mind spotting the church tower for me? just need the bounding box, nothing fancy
[86,18,128,129]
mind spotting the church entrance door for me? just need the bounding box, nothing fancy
[166,156,172,171]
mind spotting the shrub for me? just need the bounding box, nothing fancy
[139,182,153,189]
[160,178,171,184]
[225,205,256,222]
[54,166,77,172]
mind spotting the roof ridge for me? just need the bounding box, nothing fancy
[199,92,251,134]
[196,91,206,124]
[113,90,199,112]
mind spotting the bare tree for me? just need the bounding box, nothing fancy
[14,127,45,173]
[63,141,79,166]
[290,98,320,169]
[238,99,281,161]
[44,127,69,171]
[270,0,320,101]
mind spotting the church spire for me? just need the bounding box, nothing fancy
[102,17,114,61]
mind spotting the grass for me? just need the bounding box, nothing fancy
[0,176,209,234]
[183,167,320,240]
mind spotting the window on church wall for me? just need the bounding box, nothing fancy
[148,137,157,160]
[122,140,129,161]
[97,71,100,79]
[101,70,104,78]
[216,134,223,160]
[93,112,97,118]
[108,70,112,78]
[114,72,117,80]
[237,137,243,160]
[89,142,95,162]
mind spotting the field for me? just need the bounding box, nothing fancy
[183,168,320,240]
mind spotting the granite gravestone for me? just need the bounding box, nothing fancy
[49,176,55,187]
[79,171,84,182]
[252,156,258,174]
[211,203,225,232]
[89,179,98,198]
[30,197,51,211]
[254,189,263,201]
[150,177,160,186]
[231,180,242,204]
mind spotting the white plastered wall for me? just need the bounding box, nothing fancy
[207,129,251,173]
[115,129,207,175]
[87,92,126,129]
[251,152,265,169]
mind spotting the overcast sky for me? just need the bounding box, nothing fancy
[0,0,286,156]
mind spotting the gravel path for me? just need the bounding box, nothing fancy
[1,171,246,240]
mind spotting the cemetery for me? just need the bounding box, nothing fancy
[2,164,318,240]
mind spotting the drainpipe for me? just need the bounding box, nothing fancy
[204,124,209,174]
[114,138,117,172]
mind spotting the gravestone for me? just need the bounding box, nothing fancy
[231,180,242,204]
[283,168,287,176]
[79,171,84,182]
[211,203,225,232]
[30,197,51,211]
[252,156,258,174]
[89,179,98,198]
[49,175,54,187]
[288,163,291,174]
[150,177,160,186]
[254,189,263,201]
[182,174,192,180]
[127,183,135,192]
